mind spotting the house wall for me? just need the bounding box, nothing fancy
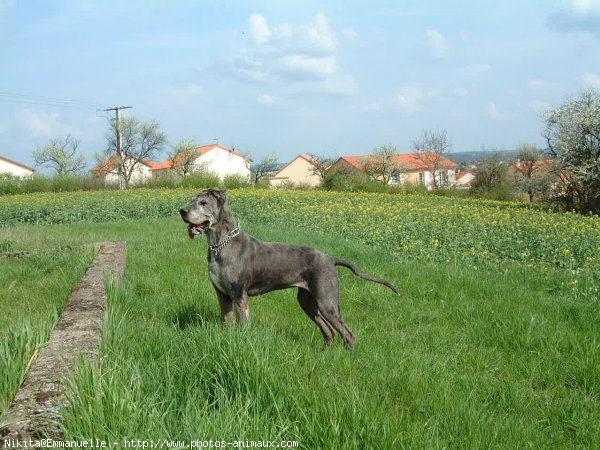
[196,148,250,179]
[0,159,34,178]
[405,169,455,189]
[270,157,320,187]
[329,159,456,190]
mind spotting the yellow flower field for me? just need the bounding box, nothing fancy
[1,188,599,272]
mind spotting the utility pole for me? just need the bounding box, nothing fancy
[103,106,133,158]
[104,106,132,189]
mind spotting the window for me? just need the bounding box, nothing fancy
[389,171,404,185]
[418,172,424,184]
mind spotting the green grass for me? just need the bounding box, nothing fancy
[0,247,93,413]
[1,187,599,447]
[1,217,595,447]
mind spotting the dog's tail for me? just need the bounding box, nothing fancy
[332,257,399,294]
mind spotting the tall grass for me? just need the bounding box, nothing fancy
[50,218,600,448]
[0,248,93,413]
[0,313,57,412]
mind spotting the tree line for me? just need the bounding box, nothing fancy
[26,88,600,215]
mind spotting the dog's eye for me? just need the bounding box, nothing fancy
[199,200,207,206]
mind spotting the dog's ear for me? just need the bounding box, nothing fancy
[207,189,227,205]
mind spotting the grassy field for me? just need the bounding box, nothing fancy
[0,247,93,413]
[1,189,599,447]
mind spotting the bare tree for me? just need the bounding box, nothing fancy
[472,152,509,190]
[168,139,201,177]
[250,153,279,185]
[96,116,167,188]
[33,135,86,175]
[412,129,453,189]
[360,144,406,184]
[307,153,333,184]
[513,143,553,202]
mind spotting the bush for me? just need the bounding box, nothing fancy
[22,175,52,194]
[0,174,23,195]
[180,170,221,190]
[254,180,271,190]
[274,180,295,190]
[468,183,514,202]
[50,175,85,192]
[222,173,251,189]
[140,172,178,190]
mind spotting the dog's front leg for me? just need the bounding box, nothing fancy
[232,292,250,325]
[215,288,235,325]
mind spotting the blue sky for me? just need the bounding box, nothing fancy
[1,0,600,170]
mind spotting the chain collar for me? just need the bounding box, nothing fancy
[209,222,240,256]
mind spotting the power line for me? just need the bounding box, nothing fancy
[0,91,110,111]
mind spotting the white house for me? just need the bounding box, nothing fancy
[0,155,35,178]
[154,144,250,180]
[92,153,159,187]
[454,170,475,188]
[329,152,459,189]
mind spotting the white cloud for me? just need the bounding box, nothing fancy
[258,94,275,105]
[488,102,501,119]
[341,28,359,40]
[18,110,63,137]
[302,13,337,52]
[396,86,424,114]
[250,13,272,45]
[274,23,293,39]
[281,54,337,77]
[547,0,600,37]
[527,79,558,90]
[579,71,600,88]
[454,87,469,96]
[222,13,351,90]
[426,29,450,59]
[570,0,600,13]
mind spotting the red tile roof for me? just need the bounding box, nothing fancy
[92,153,159,176]
[337,152,458,171]
[0,155,35,172]
[511,160,555,176]
[153,144,248,170]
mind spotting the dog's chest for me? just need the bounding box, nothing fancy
[208,262,228,293]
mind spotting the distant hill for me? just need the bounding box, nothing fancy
[448,150,520,165]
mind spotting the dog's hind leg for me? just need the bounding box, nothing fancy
[297,288,336,346]
[318,304,356,350]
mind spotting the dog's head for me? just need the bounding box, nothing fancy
[179,189,227,239]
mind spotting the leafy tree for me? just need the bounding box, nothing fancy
[96,116,167,188]
[33,135,86,175]
[250,153,279,185]
[360,144,406,184]
[412,128,453,189]
[544,88,600,214]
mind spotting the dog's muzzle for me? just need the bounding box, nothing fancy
[180,208,210,239]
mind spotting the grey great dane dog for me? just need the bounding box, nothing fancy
[179,189,398,349]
